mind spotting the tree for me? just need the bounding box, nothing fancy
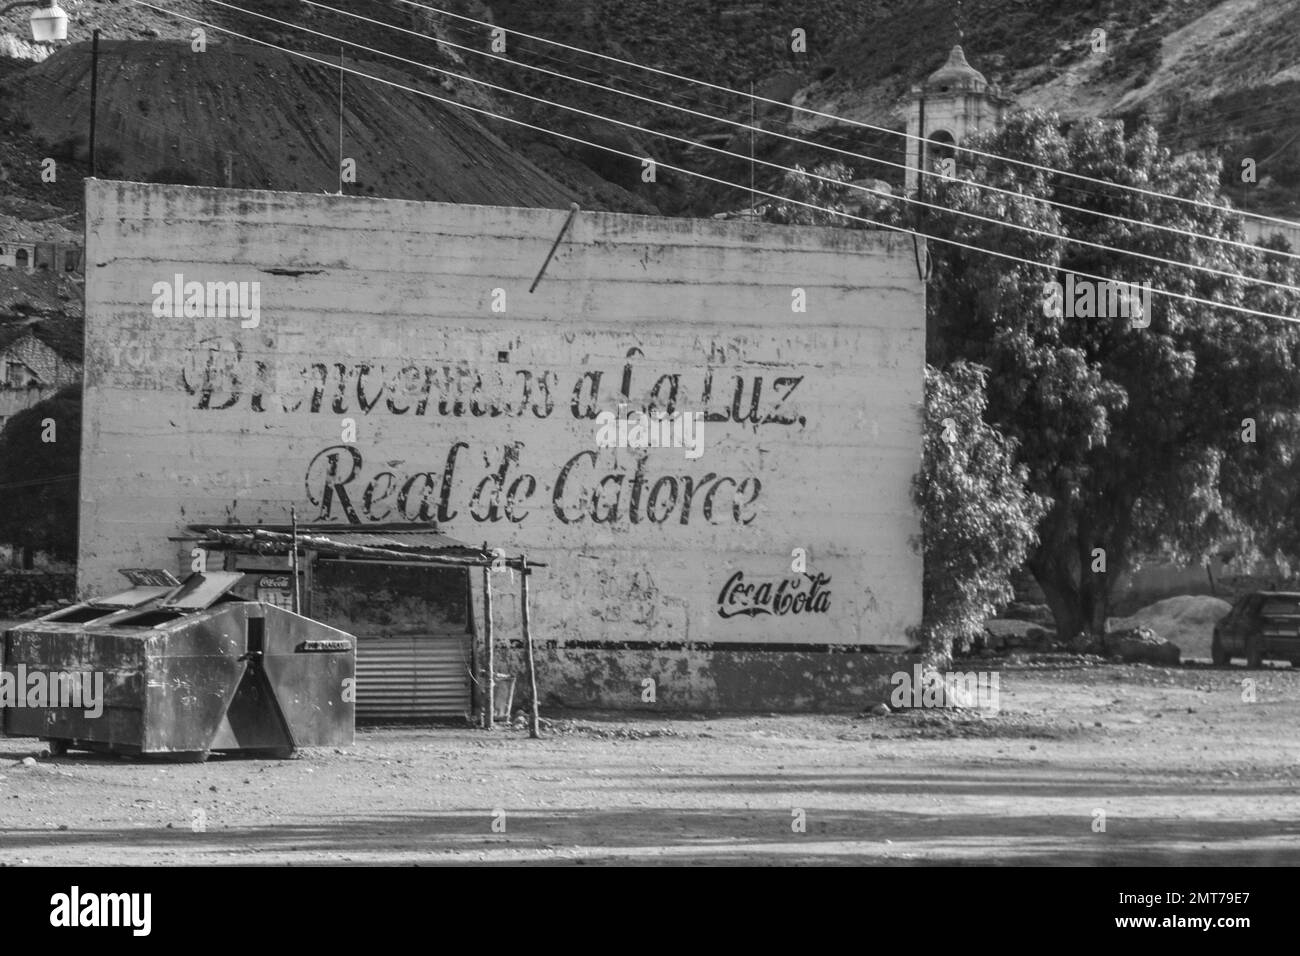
[761,161,861,226]
[923,110,1300,643]
[760,159,1044,660]
[913,362,1049,663]
[0,385,81,565]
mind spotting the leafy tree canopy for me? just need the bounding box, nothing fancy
[914,362,1049,660]
[0,384,81,562]
[924,110,1300,640]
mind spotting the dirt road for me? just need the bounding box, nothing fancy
[2,657,1298,865]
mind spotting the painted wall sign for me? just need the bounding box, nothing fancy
[80,182,924,648]
[716,571,832,619]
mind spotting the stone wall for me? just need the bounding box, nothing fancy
[0,570,74,616]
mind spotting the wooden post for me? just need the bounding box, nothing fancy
[337,46,345,195]
[89,29,99,177]
[528,203,579,293]
[521,558,540,739]
[482,563,494,730]
[303,549,315,617]
[289,506,301,614]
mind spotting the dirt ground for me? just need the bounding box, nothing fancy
[1,657,1298,866]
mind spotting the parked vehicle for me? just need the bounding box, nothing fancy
[1212,592,1300,667]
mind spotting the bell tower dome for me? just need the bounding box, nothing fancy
[904,45,1008,196]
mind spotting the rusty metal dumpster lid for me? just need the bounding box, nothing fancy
[91,586,177,608]
[82,568,184,608]
[157,571,246,610]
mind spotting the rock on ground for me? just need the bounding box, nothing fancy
[984,618,1053,651]
[1108,594,1231,659]
[999,602,1055,627]
[1103,626,1182,665]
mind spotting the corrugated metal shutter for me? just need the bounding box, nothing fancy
[355,634,471,721]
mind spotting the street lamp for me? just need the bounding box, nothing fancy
[0,0,68,41]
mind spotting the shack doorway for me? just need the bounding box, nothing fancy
[310,561,473,721]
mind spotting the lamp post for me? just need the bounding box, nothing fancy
[0,0,69,42]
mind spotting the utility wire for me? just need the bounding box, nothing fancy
[15,50,356,187]
[303,0,1300,264]
[12,64,243,182]
[121,1,1300,325]
[396,0,1300,230]
[189,0,1300,294]
[0,473,79,491]
[421,14,1276,236]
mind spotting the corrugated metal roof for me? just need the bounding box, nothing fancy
[0,315,83,361]
[187,525,540,568]
[192,524,478,553]
[0,272,84,322]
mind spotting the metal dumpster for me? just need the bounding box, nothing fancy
[1,571,355,760]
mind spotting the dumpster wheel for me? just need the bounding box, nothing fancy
[45,739,69,757]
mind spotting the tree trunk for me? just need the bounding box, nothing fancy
[1077,539,1107,641]
[1033,568,1085,646]
[21,546,33,570]
[1031,540,1124,648]
[1079,576,1109,640]
[1028,508,1086,645]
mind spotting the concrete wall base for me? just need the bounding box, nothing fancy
[500,645,918,712]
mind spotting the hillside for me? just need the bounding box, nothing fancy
[2,39,585,206]
[0,0,1297,225]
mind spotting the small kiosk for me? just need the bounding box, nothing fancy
[179,524,536,724]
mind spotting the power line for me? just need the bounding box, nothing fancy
[396,0,1300,230]
[12,65,241,182]
[302,0,1300,265]
[15,47,363,189]
[0,473,79,491]
[317,0,905,154]
[190,0,1300,295]
[120,2,1300,325]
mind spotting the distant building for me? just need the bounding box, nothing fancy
[0,211,84,276]
[1241,218,1300,251]
[904,45,1011,196]
[0,327,81,431]
[0,239,83,275]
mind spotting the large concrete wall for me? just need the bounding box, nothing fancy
[80,180,925,708]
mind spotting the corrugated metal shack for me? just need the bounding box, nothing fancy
[181,524,533,723]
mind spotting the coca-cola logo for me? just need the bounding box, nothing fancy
[716,571,832,619]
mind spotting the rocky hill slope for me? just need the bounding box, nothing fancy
[0,0,1296,225]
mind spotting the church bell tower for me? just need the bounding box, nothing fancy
[905,45,1008,196]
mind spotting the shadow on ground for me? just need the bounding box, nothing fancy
[3,803,1296,866]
